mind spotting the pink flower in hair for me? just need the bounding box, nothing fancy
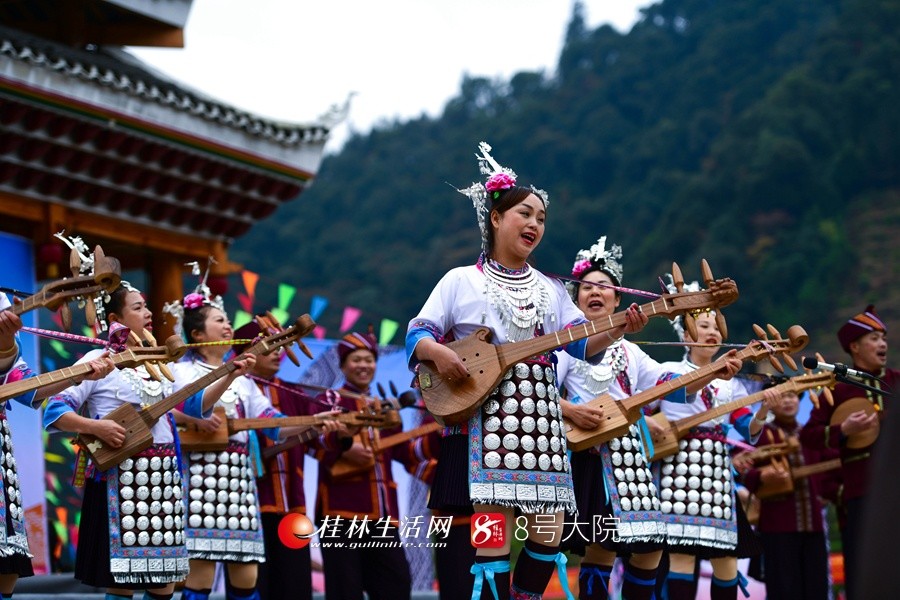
[485,172,516,192]
[572,259,592,279]
[183,293,206,309]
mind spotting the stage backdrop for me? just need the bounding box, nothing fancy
[1,232,49,574]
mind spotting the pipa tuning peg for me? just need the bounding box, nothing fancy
[823,387,834,406]
[766,324,781,339]
[684,312,698,342]
[84,298,97,327]
[283,345,300,367]
[158,362,175,382]
[144,362,162,381]
[671,262,684,293]
[765,429,775,444]
[377,383,387,399]
[752,324,767,339]
[390,381,399,397]
[296,340,313,360]
[59,303,72,332]
[701,259,714,286]
[69,247,82,277]
[815,352,826,365]
[783,354,798,371]
[715,310,728,340]
[809,390,820,410]
[768,354,785,373]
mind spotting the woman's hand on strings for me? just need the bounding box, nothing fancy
[713,349,742,380]
[81,352,116,382]
[560,399,604,430]
[621,303,648,335]
[92,419,127,449]
[196,412,222,433]
[426,342,469,382]
[231,352,257,376]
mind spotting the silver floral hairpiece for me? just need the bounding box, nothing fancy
[571,236,624,285]
[162,259,224,337]
[456,141,549,250]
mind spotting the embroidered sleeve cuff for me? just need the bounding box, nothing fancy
[564,337,592,362]
[733,412,756,443]
[182,391,211,419]
[42,396,76,430]
[653,373,686,404]
[406,323,442,369]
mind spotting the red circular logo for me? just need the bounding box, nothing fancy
[277,513,316,549]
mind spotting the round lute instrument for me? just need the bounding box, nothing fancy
[830,397,880,449]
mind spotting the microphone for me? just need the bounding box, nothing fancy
[397,390,419,408]
[801,357,869,381]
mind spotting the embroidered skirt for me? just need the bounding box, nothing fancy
[656,429,759,557]
[184,442,265,562]
[0,413,33,577]
[468,360,576,514]
[563,423,666,556]
[75,444,189,587]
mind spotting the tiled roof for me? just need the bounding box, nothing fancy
[0,22,333,146]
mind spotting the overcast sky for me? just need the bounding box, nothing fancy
[130,0,650,150]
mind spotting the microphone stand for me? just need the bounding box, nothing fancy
[835,373,894,397]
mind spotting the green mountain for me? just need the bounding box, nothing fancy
[232,0,900,361]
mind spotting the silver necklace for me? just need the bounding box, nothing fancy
[193,360,241,416]
[483,260,553,342]
[574,340,627,395]
[119,366,167,406]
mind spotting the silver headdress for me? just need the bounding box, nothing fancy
[162,258,225,338]
[571,236,624,285]
[456,141,549,250]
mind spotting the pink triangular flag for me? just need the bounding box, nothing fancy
[339,306,362,333]
[313,325,327,340]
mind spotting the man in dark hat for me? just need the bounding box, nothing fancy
[310,331,439,600]
[230,319,323,600]
[800,305,897,598]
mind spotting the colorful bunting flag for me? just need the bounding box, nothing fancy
[237,293,254,314]
[339,306,362,332]
[379,318,399,346]
[49,339,70,359]
[233,310,252,331]
[241,270,259,298]
[313,326,327,340]
[310,296,328,321]
[278,284,296,312]
[270,307,289,326]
